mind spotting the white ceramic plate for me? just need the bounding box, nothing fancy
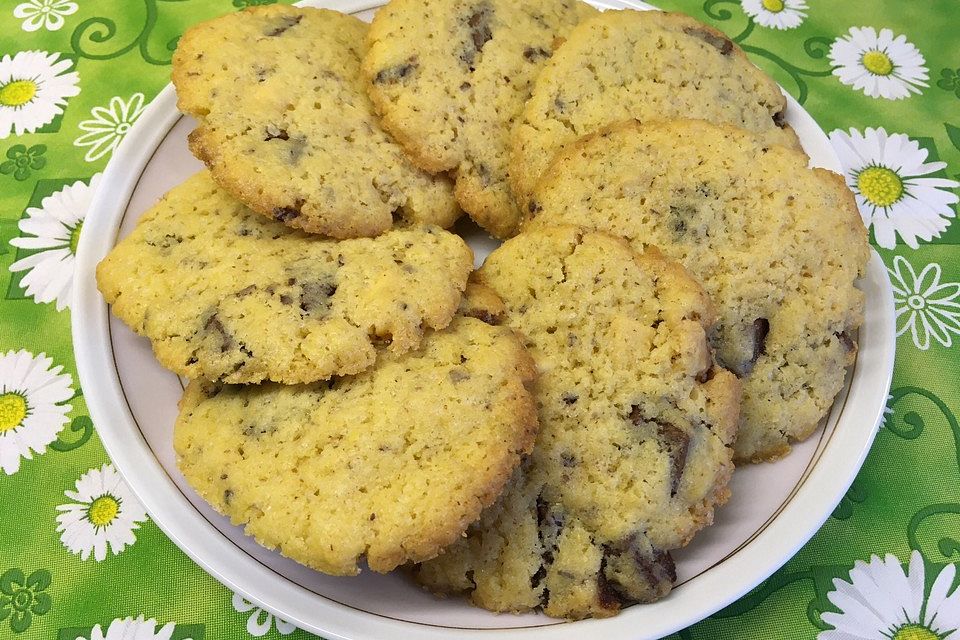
[72,1,896,638]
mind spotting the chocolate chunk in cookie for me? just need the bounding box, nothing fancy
[96,171,473,384]
[511,9,802,210]
[173,5,460,239]
[175,316,538,576]
[414,227,741,619]
[364,0,596,238]
[529,119,868,461]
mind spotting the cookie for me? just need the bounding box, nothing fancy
[414,227,741,619]
[172,5,460,239]
[364,0,596,238]
[96,171,473,384]
[174,315,538,576]
[510,9,801,209]
[527,119,869,461]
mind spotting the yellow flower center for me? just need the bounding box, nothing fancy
[0,80,38,108]
[88,495,120,527]
[857,166,904,207]
[69,221,83,255]
[891,624,940,640]
[862,50,895,76]
[0,392,28,433]
[761,0,785,12]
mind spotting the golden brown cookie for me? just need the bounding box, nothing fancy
[173,5,460,239]
[364,0,596,238]
[414,226,741,618]
[175,316,538,576]
[510,9,801,210]
[527,119,868,461]
[96,171,473,384]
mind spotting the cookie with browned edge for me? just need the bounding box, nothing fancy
[527,119,868,461]
[173,5,460,239]
[364,0,596,238]
[414,226,741,619]
[510,9,801,211]
[96,171,472,384]
[175,316,538,576]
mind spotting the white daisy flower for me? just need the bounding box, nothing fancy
[232,593,297,637]
[55,463,149,561]
[829,127,958,249]
[0,50,80,139]
[888,255,960,350]
[819,550,960,640]
[74,92,146,162]
[86,616,177,640]
[0,349,73,475]
[740,0,807,30]
[9,173,101,311]
[829,26,929,100]
[13,0,79,32]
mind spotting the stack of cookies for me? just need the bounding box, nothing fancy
[96,0,869,621]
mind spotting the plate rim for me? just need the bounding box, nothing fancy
[72,2,896,638]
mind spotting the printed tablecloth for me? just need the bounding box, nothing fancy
[1,0,959,638]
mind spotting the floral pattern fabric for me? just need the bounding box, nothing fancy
[0,349,73,475]
[55,462,149,561]
[83,616,181,640]
[0,0,958,639]
[820,551,960,640]
[9,173,100,310]
[828,27,929,100]
[13,1,79,33]
[829,127,958,250]
[0,50,79,139]
[73,93,145,162]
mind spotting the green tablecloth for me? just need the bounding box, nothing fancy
[1,0,958,638]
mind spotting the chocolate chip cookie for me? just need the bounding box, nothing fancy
[172,5,460,239]
[413,226,741,618]
[174,315,538,576]
[96,171,473,384]
[527,119,868,461]
[363,0,596,238]
[510,9,801,209]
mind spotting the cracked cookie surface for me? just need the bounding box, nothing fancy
[527,120,869,461]
[174,315,538,576]
[96,171,473,384]
[363,0,596,238]
[172,5,460,239]
[510,9,801,210]
[413,226,741,619]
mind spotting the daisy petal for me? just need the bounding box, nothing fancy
[0,51,79,136]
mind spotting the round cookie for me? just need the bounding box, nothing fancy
[413,227,741,619]
[174,315,538,576]
[96,171,473,384]
[527,119,869,461]
[172,5,460,239]
[510,9,801,210]
[363,0,596,238]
